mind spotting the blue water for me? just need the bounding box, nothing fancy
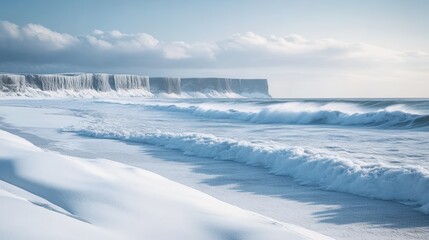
[4,98,429,213]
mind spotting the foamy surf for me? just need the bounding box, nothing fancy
[63,126,429,214]
[101,100,429,129]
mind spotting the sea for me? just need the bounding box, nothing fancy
[1,97,428,239]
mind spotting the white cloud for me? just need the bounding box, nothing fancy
[163,41,216,59]
[163,41,190,59]
[86,35,113,49]
[0,21,77,51]
[135,33,159,48]
[0,20,427,71]
[22,23,77,50]
[85,30,159,52]
[218,32,411,64]
[92,29,104,36]
[109,30,126,39]
[0,21,20,38]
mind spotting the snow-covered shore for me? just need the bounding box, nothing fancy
[1,99,428,240]
[0,129,331,240]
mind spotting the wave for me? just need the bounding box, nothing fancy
[129,101,429,129]
[63,126,429,214]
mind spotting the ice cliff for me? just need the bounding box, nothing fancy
[0,73,270,97]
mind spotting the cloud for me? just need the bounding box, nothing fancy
[22,23,77,50]
[0,20,427,72]
[0,21,77,51]
[86,31,159,51]
[0,21,20,38]
[163,41,216,60]
[217,32,412,66]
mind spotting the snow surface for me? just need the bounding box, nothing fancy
[0,129,331,240]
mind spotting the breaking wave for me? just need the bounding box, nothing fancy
[63,126,429,213]
[131,101,429,129]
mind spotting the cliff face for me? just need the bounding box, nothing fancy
[1,73,150,92]
[181,78,269,95]
[149,77,181,94]
[0,73,270,97]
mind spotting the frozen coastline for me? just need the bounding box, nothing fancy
[0,73,270,98]
[1,98,428,239]
[0,129,330,240]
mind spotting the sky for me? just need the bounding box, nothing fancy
[0,0,428,97]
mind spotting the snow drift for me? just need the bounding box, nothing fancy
[0,129,331,240]
[0,73,270,98]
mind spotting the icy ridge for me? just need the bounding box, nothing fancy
[0,73,270,98]
[1,73,149,92]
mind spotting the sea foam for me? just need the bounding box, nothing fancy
[127,101,429,129]
[64,126,429,214]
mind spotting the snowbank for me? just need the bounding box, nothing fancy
[0,129,330,240]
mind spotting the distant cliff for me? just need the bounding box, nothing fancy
[0,73,270,97]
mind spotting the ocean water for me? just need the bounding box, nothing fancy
[55,98,428,213]
[3,98,429,214]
